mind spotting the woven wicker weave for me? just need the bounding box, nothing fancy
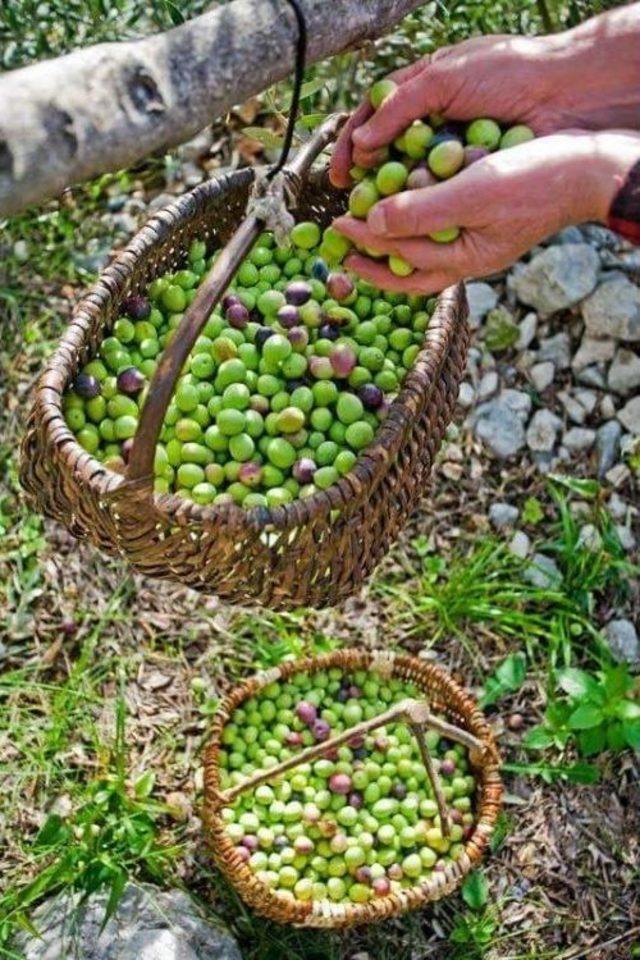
[203,648,502,928]
[20,159,469,609]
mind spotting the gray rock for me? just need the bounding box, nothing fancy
[558,389,586,425]
[176,127,213,163]
[477,371,499,402]
[472,390,531,459]
[582,277,640,342]
[572,336,616,371]
[605,619,640,665]
[600,395,617,420]
[466,282,499,329]
[515,312,538,350]
[538,332,571,370]
[551,226,584,245]
[72,239,112,274]
[618,396,640,435]
[576,365,606,389]
[563,427,596,452]
[615,524,636,551]
[457,381,475,408]
[577,523,602,552]
[12,885,242,960]
[608,493,628,520]
[608,348,640,395]
[525,553,562,589]
[509,530,531,559]
[605,463,631,488]
[596,420,623,478]
[529,361,555,392]
[489,502,519,530]
[574,389,597,416]
[13,239,29,262]
[511,244,599,316]
[526,409,563,453]
[580,223,622,249]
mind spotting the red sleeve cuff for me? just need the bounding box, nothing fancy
[608,159,640,245]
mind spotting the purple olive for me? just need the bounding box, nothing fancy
[226,303,249,329]
[355,865,371,883]
[278,304,300,329]
[273,835,288,851]
[352,746,367,761]
[358,383,383,410]
[312,258,329,282]
[285,281,312,306]
[336,687,350,703]
[464,145,490,167]
[222,293,241,311]
[255,327,273,349]
[348,685,362,699]
[318,323,339,342]
[293,457,316,484]
[312,718,331,742]
[238,462,262,487]
[392,782,407,800]
[326,272,354,302]
[286,378,308,392]
[117,366,145,396]
[287,326,309,352]
[74,373,101,399]
[122,295,150,320]
[440,758,456,776]
[330,344,357,379]
[242,835,259,851]
[406,165,439,190]
[296,701,317,725]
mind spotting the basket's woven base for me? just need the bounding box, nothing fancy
[20,169,469,609]
[203,649,502,928]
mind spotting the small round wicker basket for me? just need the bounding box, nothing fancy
[203,648,502,928]
[20,129,469,609]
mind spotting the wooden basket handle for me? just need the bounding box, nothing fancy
[125,112,348,484]
[213,698,487,838]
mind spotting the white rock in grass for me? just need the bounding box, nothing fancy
[538,333,571,370]
[477,371,499,402]
[596,420,623,477]
[615,524,636,551]
[516,312,538,350]
[577,523,602,552]
[489,502,519,530]
[509,530,531,559]
[582,276,640,341]
[572,336,616,371]
[563,427,596,453]
[458,381,476,408]
[472,390,532,459]
[12,885,242,960]
[511,244,599,315]
[605,619,640,665]
[524,553,562,589]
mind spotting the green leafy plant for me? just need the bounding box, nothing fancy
[524,665,640,757]
[449,870,496,959]
[521,496,544,526]
[479,653,527,708]
[502,759,600,784]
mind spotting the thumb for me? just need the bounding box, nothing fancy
[367,177,470,239]
[353,63,448,152]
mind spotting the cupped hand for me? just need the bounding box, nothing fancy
[330,34,560,189]
[332,131,635,294]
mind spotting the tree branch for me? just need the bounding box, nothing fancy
[0,0,424,217]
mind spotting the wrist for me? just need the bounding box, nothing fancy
[583,132,640,223]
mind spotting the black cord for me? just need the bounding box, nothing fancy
[266,0,308,181]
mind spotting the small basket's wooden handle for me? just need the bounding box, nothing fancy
[124,113,348,484]
[214,697,487,837]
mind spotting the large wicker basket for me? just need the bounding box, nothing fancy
[203,648,502,928]
[20,123,469,609]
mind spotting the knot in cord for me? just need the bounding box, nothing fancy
[248,168,302,247]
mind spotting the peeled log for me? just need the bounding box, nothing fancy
[0,0,424,217]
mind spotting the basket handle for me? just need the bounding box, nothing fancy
[214,698,487,838]
[125,113,348,484]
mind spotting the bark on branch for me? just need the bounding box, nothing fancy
[0,0,424,217]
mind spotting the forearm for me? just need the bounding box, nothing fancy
[542,3,640,131]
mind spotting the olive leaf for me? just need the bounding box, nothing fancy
[461,870,489,911]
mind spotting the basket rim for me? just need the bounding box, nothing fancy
[32,166,467,531]
[201,648,502,928]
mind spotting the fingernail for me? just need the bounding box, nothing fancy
[368,205,387,234]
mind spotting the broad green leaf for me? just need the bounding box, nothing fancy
[297,113,326,130]
[568,703,603,730]
[523,726,554,750]
[522,496,544,525]
[607,721,627,752]
[479,653,526,708]
[562,762,600,784]
[604,664,633,700]
[134,771,155,799]
[281,78,330,108]
[577,725,606,756]
[242,127,283,149]
[461,870,488,911]
[557,667,598,700]
[623,718,640,750]
[616,700,640,721]
[103,869,127,930]
[34,814,66,849]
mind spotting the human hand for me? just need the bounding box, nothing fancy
[330,4,640,190]
[332,131,640,293]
